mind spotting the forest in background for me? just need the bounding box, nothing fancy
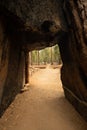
[29,44,62,65]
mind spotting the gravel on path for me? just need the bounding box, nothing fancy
[0,68,87,130]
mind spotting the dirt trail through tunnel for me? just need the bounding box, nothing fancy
[0,66,87,130]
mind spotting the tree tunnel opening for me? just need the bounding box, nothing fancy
[25,44,63,92]
[29,44,62,66]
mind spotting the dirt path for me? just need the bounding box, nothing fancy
[0,67,87,130]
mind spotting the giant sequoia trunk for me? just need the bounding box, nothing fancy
[59,0,87,120]
[0,0,87,120]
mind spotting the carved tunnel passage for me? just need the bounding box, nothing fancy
[0,0,87,122]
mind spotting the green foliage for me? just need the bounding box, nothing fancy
[31,44,62,65]
[32,51,38,64]
[53,45,61,64]
[39,47,50,64]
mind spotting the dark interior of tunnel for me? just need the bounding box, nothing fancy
[41,20,55,33]
[0,0,87,122]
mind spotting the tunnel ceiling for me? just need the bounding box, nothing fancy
[0,0,68,51]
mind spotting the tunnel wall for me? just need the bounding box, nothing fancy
[0,19,25,116]
[0,20,9,106]
[59,0,87,121]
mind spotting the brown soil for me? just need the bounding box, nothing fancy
[0,67,87,130]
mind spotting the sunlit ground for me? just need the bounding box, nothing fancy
[0,65,87,130]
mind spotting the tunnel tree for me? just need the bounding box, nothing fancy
[0,0,87,120]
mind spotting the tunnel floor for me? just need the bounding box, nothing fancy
[0,66,87,130]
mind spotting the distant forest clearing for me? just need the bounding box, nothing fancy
[29,44,62,65]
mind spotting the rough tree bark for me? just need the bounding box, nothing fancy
[24,51,29,84]
[59,0,87,121]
